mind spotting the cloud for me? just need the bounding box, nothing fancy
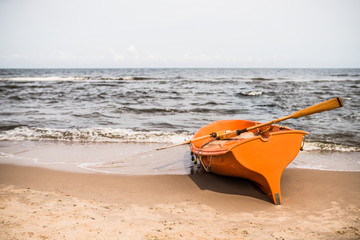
[127,44,138,59]
[127,44,137,53]
[9,54,27,59]
[108,48,125,62]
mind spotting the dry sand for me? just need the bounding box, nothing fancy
[1,164,359,239]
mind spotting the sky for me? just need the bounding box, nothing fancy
[0,0,359,68]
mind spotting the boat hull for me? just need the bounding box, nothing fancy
[190,119,308,204]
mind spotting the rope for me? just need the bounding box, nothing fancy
[300,135,306,151]
[258,124,274,135]
[198,155,212,172]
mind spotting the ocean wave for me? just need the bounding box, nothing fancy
[240,91,263,96]
[0,76,86,81]
[115,107,189,114]
[0,76,159,82]
[114,106,237,114]
[303,142,360,152]
[251,77,273,81]
[0,126,192,144]
[330,74,360,77]
[0,126,358,152]
[101,76,158,81]
[0,125,26,131]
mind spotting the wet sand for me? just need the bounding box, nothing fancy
[1,164,359,239]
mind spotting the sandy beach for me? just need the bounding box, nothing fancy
[1,164,359,239]
[1,0,360,238]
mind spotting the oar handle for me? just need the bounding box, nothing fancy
[211,129,247,140]
[156,134,212,150]
[156,141,190,150]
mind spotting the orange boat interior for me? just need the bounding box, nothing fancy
[191,119,290,151]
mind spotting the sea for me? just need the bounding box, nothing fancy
[0,68,359,173]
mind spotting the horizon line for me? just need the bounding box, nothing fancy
[1,67,360,70]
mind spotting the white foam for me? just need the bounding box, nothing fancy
[303,142,360,152]
[123,76,135,80]
[1,126,359,152]
[0,76,86,81]
[0,126,192,144]
[241,91,263,96]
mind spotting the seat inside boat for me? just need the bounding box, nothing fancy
[201,132,256,150]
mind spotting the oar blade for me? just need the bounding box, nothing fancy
[290,97,343,119]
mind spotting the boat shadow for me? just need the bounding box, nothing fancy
[185,156,271,203]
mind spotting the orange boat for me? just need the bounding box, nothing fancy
[190,119,308,205]
[158,97,342,204]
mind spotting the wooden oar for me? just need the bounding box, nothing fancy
[156,97,343,150]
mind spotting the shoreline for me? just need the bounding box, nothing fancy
[1,141,359,175]
[1,164,359,239]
